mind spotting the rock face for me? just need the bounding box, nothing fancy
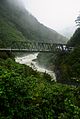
[0,0,68,47]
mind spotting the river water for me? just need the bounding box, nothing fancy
[15,53,56,81]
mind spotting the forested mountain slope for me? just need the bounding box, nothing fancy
[0,0,68,48]
[55,28,80,85]
[68,28,80,46]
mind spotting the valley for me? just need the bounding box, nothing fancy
[0,0,80,118]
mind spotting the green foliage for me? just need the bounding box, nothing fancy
[55,27,80,85]
[55,48,80,84]
[0,58,80,118]
[68,28,80,47]
[0,16,26,48]
[0,0,67,45]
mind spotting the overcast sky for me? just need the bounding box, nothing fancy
[19,0,80,36]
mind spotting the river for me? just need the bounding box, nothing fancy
[15,53,56,81]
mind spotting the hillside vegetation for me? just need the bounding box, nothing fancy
[0,58,80,119]
[0,16,26,47]
[0,0,67,49]
[55,28,80,85]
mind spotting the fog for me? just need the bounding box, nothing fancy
[7,0,28,8]
[6,0,80,37]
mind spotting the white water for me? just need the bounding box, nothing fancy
[15,53,56,81]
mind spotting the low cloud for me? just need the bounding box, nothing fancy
[7,0,28,8]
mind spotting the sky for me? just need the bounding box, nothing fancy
[18,0,80,36]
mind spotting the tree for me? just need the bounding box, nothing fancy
[75,14,80,27]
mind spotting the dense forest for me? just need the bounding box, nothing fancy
[55,28,80,86]
[0,58,80,119]
[0,0,80,119]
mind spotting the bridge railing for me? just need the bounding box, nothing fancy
[0,40,73,52]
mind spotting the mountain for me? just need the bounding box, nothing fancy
[68,28,80,46]
[0,0,68,48]
[54,27,80,85]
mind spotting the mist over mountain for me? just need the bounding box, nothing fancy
[7,0,28,8]
[0,0,68,48]
[60,25,76,38]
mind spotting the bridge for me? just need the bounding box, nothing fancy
[0,41,73,53]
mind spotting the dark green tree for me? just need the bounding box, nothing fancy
[75,14,80,27]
